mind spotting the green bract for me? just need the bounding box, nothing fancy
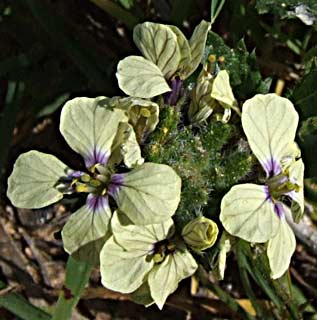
[220,94,304,279]
[116,20,210,98]
[182,216,219,251]
[189,69,237,124]
[100,212,198,309]
[7,97,181,264]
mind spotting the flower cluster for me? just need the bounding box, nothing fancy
[7,20,305,309]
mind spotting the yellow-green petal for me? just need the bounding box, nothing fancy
[110,163,181,225]
[60,97,128,168]
[148,248,198,309]
[220,183,280,243]
[116,56,171,98]
[7,151,68,209]
[242,94,299,176]
[133,22,181,79]
[186,20,211,78]
[267,218,296,279]
[100,236,153,293]
[62,195,112,264]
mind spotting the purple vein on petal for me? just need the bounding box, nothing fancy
[85,149,109,169]
[263,157,281,177]
[264,185,284,218]
[108,174,124,198]
[87,194,109,214]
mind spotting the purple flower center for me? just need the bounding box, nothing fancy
[108,174,124,198]
[87,194,109,213]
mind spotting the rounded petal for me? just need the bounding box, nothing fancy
[220,184,280,243]
[242,94,299,176]
[267,218,296,279]
[62,195,111,264]
[100,236,153,293]
[7,151,68,209]
[109,163,181,225]
[111,211,174,252]
[210,70,236,108]
[60,97,128,168]
[187,20,211,77]
[288,159,305,222]
[148,249,197,309]
[133,22,180,78]
[116,56,171,99]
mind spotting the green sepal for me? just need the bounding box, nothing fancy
[116,56,171,98]
[112,163,181,225]
[7,151,69,209]
[133,22,181,79]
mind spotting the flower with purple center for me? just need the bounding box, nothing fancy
[7,97,181,264]
[220,94,304,279]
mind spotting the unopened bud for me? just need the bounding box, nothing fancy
[182,217,219,251]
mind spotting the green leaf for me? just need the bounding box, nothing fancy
[211,0,226,24]
[220,184,280,243]
[148,246,197,309]
[116,56,171,98]
[292,68,317,119]
[242,94,299,176]
[133,22,181,79]
[52,256,92,320]
[36,93,70,118]
[111,163,181,225]
[7,151,68,209]
[298,116,317,178]
[60,96,128,168]
[61,195,112,264]
[187,20,211,78]
[267,219,296,279]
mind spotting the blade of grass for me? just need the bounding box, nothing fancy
[0,281,51,320]
[0,81,25,177]
[197,266,256,320]
[236,241,270,319]
[211,0,226,25]
[52,256,92,320]
[89,0,139,29]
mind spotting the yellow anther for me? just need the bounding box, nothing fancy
[71,178,79,186]
[90,179,102,187]
[163,127,168,134]
[101,188,107,196]
[76,184,89,193]
[81,174,91,183]
[140,107,151,118]
[153,253,165,263]
[208,54,217,63]
[218,56,225,63]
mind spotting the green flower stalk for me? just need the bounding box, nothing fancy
[7,97,181,264]
[100,212,198,309]
[182,216,219,251]
[220,94,304,279]
[116,20,210,101]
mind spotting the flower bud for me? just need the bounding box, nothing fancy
[182,217,219,251]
